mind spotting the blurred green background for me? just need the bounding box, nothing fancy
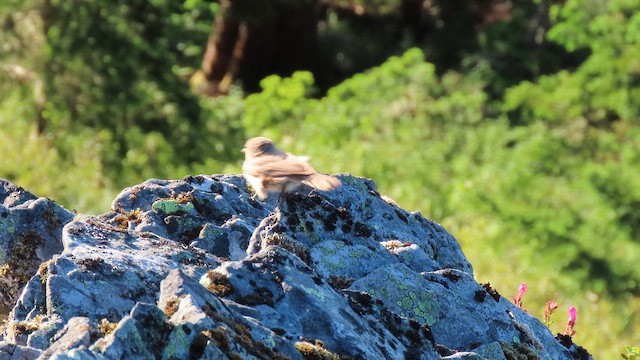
[1,0,639,357]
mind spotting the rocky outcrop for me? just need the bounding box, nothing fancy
[0,175,590,359]
[0,180,74,319]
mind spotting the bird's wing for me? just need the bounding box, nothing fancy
[244,155,316,177]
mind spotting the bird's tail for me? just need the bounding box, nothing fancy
[301,173,341,192]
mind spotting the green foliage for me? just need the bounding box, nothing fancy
[506,0,640,126]
[622,346,640,360]
[0,0,244,212]
[0,96,114,211]
[242,43,640,357]
[499,0,640,297]
[244,71,316,136]
[39,0,214,171]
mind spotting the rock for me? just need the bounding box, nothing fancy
[0,179,74,319]
[39,317,98,358]
[0,175,592,359]
[0,341,42,360]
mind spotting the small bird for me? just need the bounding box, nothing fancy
[242,137,341,200]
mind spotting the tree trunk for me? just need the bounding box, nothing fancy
[198,0,240,96]
[198,0,319,96]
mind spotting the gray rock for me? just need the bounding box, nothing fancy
[39,317,97,358]
[0,175,592,360]
[0,179,74,316]
[0,341,42,360]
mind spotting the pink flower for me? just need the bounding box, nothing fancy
[543,293,559,327]
[513,282,528,310]
[564,306,577,337]
[518,283,528,298]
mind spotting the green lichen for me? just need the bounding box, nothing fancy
[264,333,276,348]
[369,273,438,326]
[0,216,16,235]
[392,276,408,290]
[412,297,437,326]
[317,244,346,272]
[369,284,392,299]
[162,325,191,359]
[199,225,224,240]
[400,251,413,263]
[341,176,368,194]
[299,284,325,301]
[325,260,346,272]
[475,342,504,359]
[321,246,337,257]
[397,291,438,326]
[348,250,365,258]
[152,199,194,215]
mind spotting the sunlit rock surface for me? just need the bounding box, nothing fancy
[0,175,590,359]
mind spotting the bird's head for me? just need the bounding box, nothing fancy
[242,137,277,158]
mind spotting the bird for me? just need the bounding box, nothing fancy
[241,137,341,200]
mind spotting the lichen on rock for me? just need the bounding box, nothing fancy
[0,175,591,359]
[0,179,74,321]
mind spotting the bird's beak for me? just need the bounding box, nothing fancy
[241,148,246,153]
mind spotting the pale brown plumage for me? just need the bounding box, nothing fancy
[242,137,341,200]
